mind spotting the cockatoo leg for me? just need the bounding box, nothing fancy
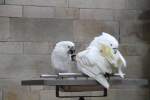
[114,67,125,78]
[104,73,114,81]
[104,73,111,80]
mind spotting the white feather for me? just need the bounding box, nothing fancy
[51,41,76,73]
[76,32,127,89]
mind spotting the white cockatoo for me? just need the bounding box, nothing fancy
[51,41,76,74]
[76,32,126,89]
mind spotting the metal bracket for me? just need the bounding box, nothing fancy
[56,85,107,98]
[22,74,150,100]
[1,0,5,5]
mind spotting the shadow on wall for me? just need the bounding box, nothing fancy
[139,10,150,20]
[138,10,150,79]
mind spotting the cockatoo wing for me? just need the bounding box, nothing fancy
[51,48,75,73]
[100,43,126,78]
[76,50,109,89]
[81,67,109,89]
[51,51,68,73]
[100,43,126,68]
[100,43,116,67]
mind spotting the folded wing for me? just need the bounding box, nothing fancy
[76,50,110,89]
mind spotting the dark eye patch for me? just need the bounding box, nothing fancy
[68,46,70,48]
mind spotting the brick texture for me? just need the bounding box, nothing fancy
[120,21,150,44]
[119,44,150,56]
[73,20,119,42]
[69,0,126,9]
[9,18,74,42]
[0,0,3,4]
[0,42,23,54]
[126,0,150,10]
[0,5,22,17]
[23,6,55,18]
[55,7,79,19]
[0,17,10,41]
[23,42,51,54]
[80,9,114,20]
[0,55,52,79]
[0,0,149,100]
[6,0,68,7]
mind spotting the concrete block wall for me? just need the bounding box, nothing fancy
[0,0,149,100]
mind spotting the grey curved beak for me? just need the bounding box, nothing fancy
[68,47,75,55]
[68,47,76,61]
[113,48,117,54]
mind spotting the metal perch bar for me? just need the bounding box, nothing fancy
[40,73,87,78]
[22,78,150,86]
[23,73,150,87]
[22,73,150,100]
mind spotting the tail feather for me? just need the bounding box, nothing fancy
[94,74,109,89]
[81,68,109,89]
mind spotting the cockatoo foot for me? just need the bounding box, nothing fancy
[114,73,125,78]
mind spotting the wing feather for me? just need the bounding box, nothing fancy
[76,50,109,89]
[100,44,126,68]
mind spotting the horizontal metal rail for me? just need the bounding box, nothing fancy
[21,74,150,99]
[22,78,150,88]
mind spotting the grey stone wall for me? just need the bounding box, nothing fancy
[0,0,149,100]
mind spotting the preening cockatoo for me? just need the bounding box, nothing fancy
[51,41,76,74]
[76,32,126,89]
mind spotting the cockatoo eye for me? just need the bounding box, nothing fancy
[110,44,113,46]
[68,46,71,48]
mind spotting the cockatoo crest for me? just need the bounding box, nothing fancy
[101,32,119,49]
[88,32,119,51]
[55,41,75,52]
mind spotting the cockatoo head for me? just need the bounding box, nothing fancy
[55,41,76,60]
[90,32,119,53]
[100,32,119,49]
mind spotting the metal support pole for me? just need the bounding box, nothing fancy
[79,97,85,100]
[2,0,5,5]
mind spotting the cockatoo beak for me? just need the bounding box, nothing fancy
[68,47,76,61]
[113,48,117,54]
[68,46,75,54]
